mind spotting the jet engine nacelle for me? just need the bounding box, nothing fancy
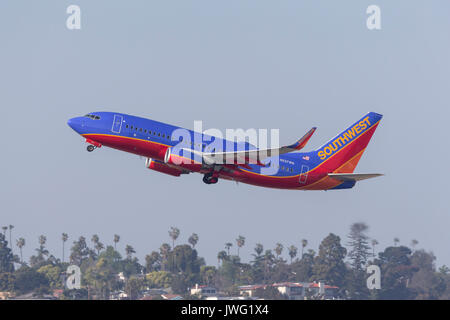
[145,158,183,177]
[164,147,198,167]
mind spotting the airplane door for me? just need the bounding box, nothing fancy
[299,165,309,184]
[111,115,123,133]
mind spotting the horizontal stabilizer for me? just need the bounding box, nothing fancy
[328,173,383,181]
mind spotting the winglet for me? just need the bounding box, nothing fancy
[287,127,317,151]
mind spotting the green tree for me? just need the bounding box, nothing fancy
[98,246,122,273]
[291,249,315,282]
[225,243,233,255]
[301,239,308,258]
[376,246,417,299]
[13,266,49,295]
[159,243,171,271]
[346,222,371,299]
[254,243,264,257]
[125,245,136,260]
[126,276,144,299]
[37,264,63,289]
[288,245,297,263]
[0,233,14,273]
[30,235,49,267]
[312,233,347,289]
[145,251,162,272]
[0,272,15,291]
[409,250,445,299]
[16,238,25,264]
[217,250,227,267]
[113,234,120,251]
[62,233,69,262]
[8,225,14,254]
[236,236,245,257]
[171,273,190,295]
[347,223,370,272]
[169,227,180,248]
[411,239,419,251]
[394,237,400,247]
[371,239,379,258]
[146,271,173,288]
[167,244,204,275]
[251,244,265,283]
[274,243,283,260]
[219,255,241,288]
[91,234,104,255]
[84,257,118,299]
[263,250,275,283]
[70,236,90,266]
[200,266,217,286]
[188,233,199,249]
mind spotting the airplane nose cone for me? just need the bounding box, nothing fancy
[67,117,83,132]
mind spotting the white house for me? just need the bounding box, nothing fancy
[190,284,217,297]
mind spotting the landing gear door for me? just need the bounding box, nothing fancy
[299,165,309,184]
[112,115,123,133]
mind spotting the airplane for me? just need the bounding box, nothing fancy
[67,111,383,190]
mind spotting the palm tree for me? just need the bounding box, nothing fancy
[394,237,400,246]
[36,235,49,259]
[225,243,233,255]
[159,243,171,270]
[288,245,297,263]
[236,235,245,257]
[62,233,69,262]
[301,239,308,258]
[274,243,283,259]
[16,238,25,263]
[91,234,104,255]
[95,242,105,255]
[125,245,135,260]
[371,239,379,258]
[254,243,264,257]
[217,250,227,267]
[8,225,14,253]
[411,239,419,250]
[169,227,180,248]
[263,250,275,283]
[91,234,99,246]
[113,234,120,251]
[2,226,7,236]
[188,233,199,248]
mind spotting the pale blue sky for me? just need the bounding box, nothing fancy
[1,1,449,268]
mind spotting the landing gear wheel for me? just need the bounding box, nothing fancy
[203,172,218,184]
[87,145,96,152]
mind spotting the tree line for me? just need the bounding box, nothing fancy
[0,223,449,299]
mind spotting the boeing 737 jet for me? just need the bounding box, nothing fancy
[67,112,383,190]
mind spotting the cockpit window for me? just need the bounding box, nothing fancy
[84,114,101,120]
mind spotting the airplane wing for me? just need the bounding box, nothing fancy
[328,173,383,181]
[183,127,316,166]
